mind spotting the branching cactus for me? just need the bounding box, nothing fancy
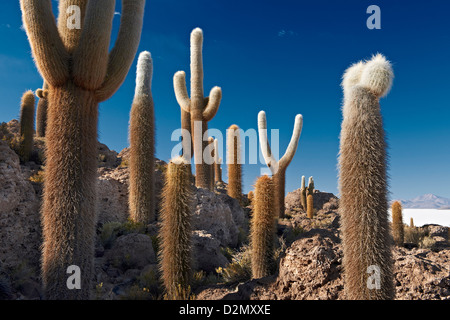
[227,125,243,204]
[338,54,395,300]
[391,201,404,246]
[174,28,222,190]
[300,175,307,211]
[213,138,222,183]
[129,51,155,224]
[258,111,303,218]
[20,0,145,299]
[35,82,49,138]
[251,175,276,279]
[19,90,35,162]
[159,156,194,300]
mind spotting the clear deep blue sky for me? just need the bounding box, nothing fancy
[0,0,449,200]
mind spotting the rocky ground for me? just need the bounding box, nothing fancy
[0,119,449,300]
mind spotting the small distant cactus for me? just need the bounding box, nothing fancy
[35,82,48,138]
[258,111,303,218]
[159,156,194,299]
[391,201,404,246]
[307,176,315,196]
[174,28,222,190]
[129,51,155,224]
[339,54,395,300]
[410,217,415,228]
[306,194,314,219]
[213,138,222,183]
[300,176,307,211]
[250,175,276,279]
[208,137,215,190]
[19,90,35,162]
[227,125,243,204]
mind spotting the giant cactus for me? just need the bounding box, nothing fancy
[338,54,395,300]
[227,124,243,204]
[129,51,155,224]
[258,111,303,218]
[20,0,145,299]
[19,90,35,162]
[174,28,222,191]
[159,156,194,299]
[35,82,48,138]
[251,175,276,279]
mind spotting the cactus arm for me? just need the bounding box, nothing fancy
[20,0,70,87]
[73,0,116,90]
[257,111,278,174]
[95,0,146,102]
[56,0,88,53]
[203,86,222,121]
[279,114,303,170]
[174,71,191,112]
[135,51,153,97]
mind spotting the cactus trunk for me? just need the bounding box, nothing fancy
[391,201,404,246]
[307,194,314,219]
[19,91,35,162]
[227,125,242,204]
[273,167,286,218]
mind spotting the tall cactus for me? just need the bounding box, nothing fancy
[300,175,307,211]
[174,28,222,190]
[159,156,194,299]
[20,0,145,299]
[306,194,314,219]
[129,51,155,224]
[213,138,222,183]
[391,201,404,246]
[338,54,395,300]
[258,111,303,218]
[35,82,48,138]
[251,175,276,279]
[307,176,314,196]
[19,90,35,162]
[208,137,215,190]
[227,124,243,204]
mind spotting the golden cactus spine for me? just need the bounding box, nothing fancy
[20,0,145,299]
[19,90,35,162]
[251,175,276,279]
[300,175,307,211]
[338,54,395,300]
[129,51,155,224]
[227,125,242,204]
[35,82,48,138]
[391,201,404,246]
[174,28,222,190]
[258,111,303,218]
[307,194,314,219]
[159,156,194,299]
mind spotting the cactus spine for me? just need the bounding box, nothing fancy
[20,0,145,299]
[307,194,314,219]
[227,125,243,204]
[300,176,307,211]
[251,175,276,279]
[35,82,48,138]
[174,28,222,191]
[159,156,194,299]
[338,54,395,300]
[391,201,404,246]
[19,90,35,162]
[129,51,155,224]
[258,111,303,218]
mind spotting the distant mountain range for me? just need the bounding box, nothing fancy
[393,194,450,209]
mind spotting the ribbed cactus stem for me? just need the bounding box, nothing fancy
[251,175,276,279]
[306,194,314,219]
[300,175,307,211]
[159,156,194,299]
[391,201,404,246]
[35,82,48,138]
[227,125,242,204]
[19,90,35,162]
[339,54,395,300]
[174,28,222,191]
[20,0,145,299]
[258,111,303,218]
[129,51,155,224]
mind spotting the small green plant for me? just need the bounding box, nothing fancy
[216,245,252,284]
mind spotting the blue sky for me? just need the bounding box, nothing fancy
[0,0,449,200]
